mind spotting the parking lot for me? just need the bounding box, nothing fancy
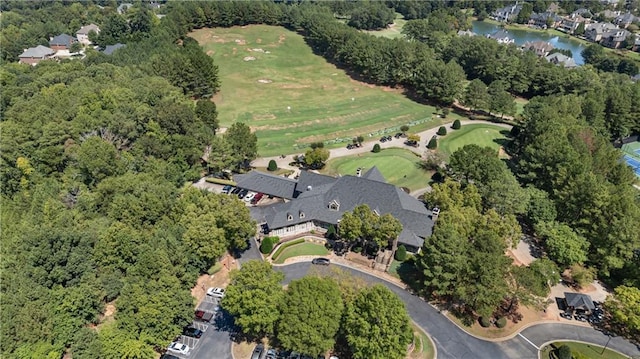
[167,295,228,359]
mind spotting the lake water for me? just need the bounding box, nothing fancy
[471,20,586,65]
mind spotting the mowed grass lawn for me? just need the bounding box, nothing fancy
[189,25,441,157]
[273,242,328,264]
[321,148,431,192]
[540,342,628,359]
[439,124,510,157]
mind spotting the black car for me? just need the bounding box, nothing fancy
[183,326,203,339]
[311,257,330,265]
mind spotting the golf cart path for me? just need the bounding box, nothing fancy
[251,119,512,168]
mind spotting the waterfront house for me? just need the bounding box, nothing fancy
[601,29,632,48]
[529,12,562,28]
[614,12,639,29]
[487,30,515,44]
[492,3,523,22]
[523,41,555,57]
[546,52,577,68]
[18,45,55,65]
[585,22,619,42]
[76,24,100,45]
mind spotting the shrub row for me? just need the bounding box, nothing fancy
[271,238,306,261]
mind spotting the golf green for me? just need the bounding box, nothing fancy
[190,25,450,157]
[321,148,431,192]
[439,124,509,156]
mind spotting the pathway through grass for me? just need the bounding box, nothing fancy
[321,148,432,192]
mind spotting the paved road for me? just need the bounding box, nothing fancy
[276,262,640,359]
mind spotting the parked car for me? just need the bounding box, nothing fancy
[206,287,225,298]
[244,191,256,202]
[266,348,278,359]
[167,342,190,355]
[251,344,265,359]
[182,326,203,339]
[222,185,233,194]
[559,311,573,320]
[251,192,264,204]
[195,309,214,322]
[311,257,330,266]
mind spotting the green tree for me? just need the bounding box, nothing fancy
[225,122,258,169]
[343,285,413,359]
[304,147,330,168]
[223,261,285,338]
[277,277,343,356]
[536,221,589,267]
[462,79,489,111]
[195,100,219,134]
[605,286,640,341]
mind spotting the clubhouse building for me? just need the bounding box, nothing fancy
[239,167,435,253]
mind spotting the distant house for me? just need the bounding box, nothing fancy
[487,30,515,44]
[600,10,621,20]
[76,24,100,45]
[523,41,554,57]
[585,22,619,42]
[558,15,590,34]
[245,168,435,254]
[49,34,77,50]
[492,3,523,22]
[529,12,562,28]
[614,12,639,29]
[117,3,134,14]
[102,43,126,55]
[18,45,55,65]
[601,29,632,48]
[457,30,476,37]
[546,52,577,68]
[564,292,595,313]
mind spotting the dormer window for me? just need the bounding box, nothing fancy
[299,211,305,219]
[329,200,340,211]
[287,213,293,221]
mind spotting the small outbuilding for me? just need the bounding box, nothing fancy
[564,292,595,312]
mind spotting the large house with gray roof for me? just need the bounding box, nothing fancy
[241,168,434,253]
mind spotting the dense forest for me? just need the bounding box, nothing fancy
[1,0,640,357]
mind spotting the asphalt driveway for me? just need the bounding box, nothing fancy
[276,262,640,359]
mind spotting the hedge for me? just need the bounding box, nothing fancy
[205,177,236,186]
[267,159,278,171]
[479,317,491,328]
[271,238,305,260]
[495,317,507,328]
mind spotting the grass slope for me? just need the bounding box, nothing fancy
[190,25,442,157]
[273,242,328,264]
[321,148,431,191]
[439,124,509,156]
